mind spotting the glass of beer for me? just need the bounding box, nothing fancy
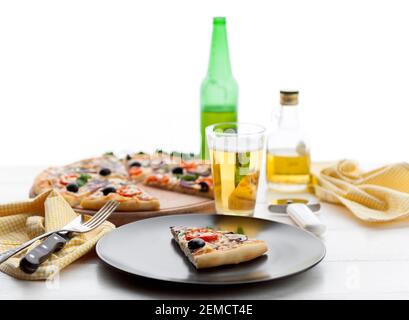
[206,122,266,216]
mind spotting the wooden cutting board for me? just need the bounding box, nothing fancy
[30,184,215,226]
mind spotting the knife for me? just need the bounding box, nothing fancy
[19,216,83,274]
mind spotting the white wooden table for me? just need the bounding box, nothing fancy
[1,166,409,300]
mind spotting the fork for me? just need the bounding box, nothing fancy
[0,200,119,265]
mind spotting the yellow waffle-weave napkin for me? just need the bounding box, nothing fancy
[0,190,115,280]
[314,160,409,222]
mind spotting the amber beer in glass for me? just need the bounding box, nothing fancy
[206,123,265,216]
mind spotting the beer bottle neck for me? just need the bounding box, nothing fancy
[207,20,232,79]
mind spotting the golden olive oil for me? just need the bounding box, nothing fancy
[210,148,262,215]
[266,91,311,192]
[266,150,311,191]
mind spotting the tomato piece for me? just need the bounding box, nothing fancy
[59,174,78,186]
[160,175,170,184]
[146,174,169,184]
[198,233,219,242]
[181,162,197,170]
[129,167,142,176]
[117,186,141,197]
[185,231,218,242]
[146,175,158,183]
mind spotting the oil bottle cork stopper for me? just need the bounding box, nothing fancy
[280,90,299,106]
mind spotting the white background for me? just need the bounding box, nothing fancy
[0,0,408,166]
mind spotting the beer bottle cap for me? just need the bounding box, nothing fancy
[280,90,299,106]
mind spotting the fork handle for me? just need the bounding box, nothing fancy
[0,230,57,264]
[19,233,68,274]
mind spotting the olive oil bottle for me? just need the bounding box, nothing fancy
[266,91,311,191]
[200,17,238,160]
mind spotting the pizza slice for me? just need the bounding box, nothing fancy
[170,226,268,269]
[33,167,111,207]
[124,151,176,181]
[80,178,160,211]
[68,154,128,178]
[144,160,214,198]
[58,177,110,207]
[124,152,155,182]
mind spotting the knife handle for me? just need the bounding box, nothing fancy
[287,203,326,236]
[19,233,68,274]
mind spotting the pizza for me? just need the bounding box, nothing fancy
[170,226,268,269]
[144,159,213,198]
[32,151,214,211]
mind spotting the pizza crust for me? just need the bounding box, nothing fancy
[193,241,268,268]
[173,185,214,199]
[80,195,160,211]
[146,181,214,199]
[58,192,84,207]
[32,168,55,195]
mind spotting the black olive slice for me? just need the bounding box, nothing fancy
[102,186,116,196]
[188,238,206,250]
[66,183,79,193]
[198,181,209,192]
[172,167,183,175]
[129,161,142,168]
[99,168,111,176]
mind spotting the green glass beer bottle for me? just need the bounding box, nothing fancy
[200,17,238,159]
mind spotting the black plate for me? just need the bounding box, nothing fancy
[96,213,326,285]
